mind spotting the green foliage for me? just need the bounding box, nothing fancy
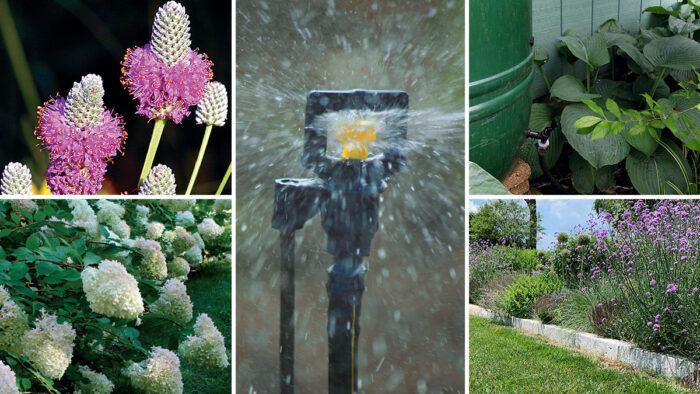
[0,199,232,393]
[469,200,540,247]
[496,273,563,318]
[468,162,509,195]
[548,231,605,287]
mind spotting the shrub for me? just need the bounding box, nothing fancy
[499,247,541,272]
[476,272,520,312]
[496,273,563,318]
[533,292,567,324]
[469,241,511,303]
[0,199,231,392]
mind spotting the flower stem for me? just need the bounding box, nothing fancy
[138,119,166,187]
[216,161,232,195]
[185,124,213,195]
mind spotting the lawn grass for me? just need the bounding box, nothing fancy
[469,316,689,394]
[140,263,232,393]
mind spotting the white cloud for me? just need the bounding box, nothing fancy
[468,200,480,213]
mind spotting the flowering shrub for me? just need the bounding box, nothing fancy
[577,200,700,362]
[548,232,606,287]
[469,241,512,303]
[0,199,231,392]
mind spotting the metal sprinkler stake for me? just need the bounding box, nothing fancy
[272,89,408,393]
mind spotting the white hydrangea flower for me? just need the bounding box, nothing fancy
[174,211,195,227]
[136,205,151,225]
[95,200,125,227]
[167,257,190,281]
[124,347,183,394]
[173,227,197,254]
[193,232,205,250]
[0,286,29,354]
[183,245,203,265]
[162,199,196,213]
[81,260,144,320]
[212,199,231,211]
[149,279,193,324]
[74,365,114,394]
[134,238,168,280]
[21,312,76,380]
[197,218,224,241]
[179,314,228,369]
[0,360,18,394]
[69,200,99,238]
[112,220,131,239]
[146,222,165,240]
[10,199,38,214]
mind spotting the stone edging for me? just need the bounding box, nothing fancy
[469,304,698,381]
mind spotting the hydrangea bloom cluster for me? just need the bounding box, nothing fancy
[96,199,126,226]
[74,365,115,394]
[179,314,228,369]
[195,81,228,127]
[0,286,29,354]
[0,162,32,195]
[162,199,195,212]
[149,279,193,324]
[167,257,191,281]
[175,211,195,227]
[35,74,127,194]
[124,347,183,394]
[173,227,197,254]
[212,199,231,211]
[82,260,144,320]
[21,312,76,379]
[183,245,203,265]
[197,218,224,241]
[139,164,177,195]
[69,200,99,238]
[134,238,168,280]
[136,205,151,226]
[0,360,18,394]
[112,220,131,239]
[121,1,212,123]
[146,222,166,240]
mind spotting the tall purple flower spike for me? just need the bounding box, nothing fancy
[121,1,213,124]
[35,74,127,195]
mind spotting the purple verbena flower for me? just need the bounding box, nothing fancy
[120,1,212,123]
[666,283,678,294]
[35,74,126,195]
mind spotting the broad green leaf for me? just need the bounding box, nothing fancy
[625,140,691,194]
[667,93,700,151]
[533,45,549,66]
[592,79,638,102]
[605,99,621,118]
[8,262,29,280]
[644,36,700,70]
[633,75,670,99]
[36,262,61,277]
[623,124,658,157]
[669,15,700,35]
[573,116,602,128]
[616,42,655,74]
[590,121,611,140]
[595,165,616,191]
[550,75,601,102]
[469,162,510,195]
[644,6,678,17]
[582,99,605,117]
[559,33,610,68]
[569,151,596,194]
[561,104,630,169]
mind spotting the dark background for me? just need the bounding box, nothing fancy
[0,0,231,194]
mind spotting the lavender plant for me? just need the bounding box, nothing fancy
[0,200,231,392]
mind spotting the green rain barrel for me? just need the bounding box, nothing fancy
[469,0,533,180]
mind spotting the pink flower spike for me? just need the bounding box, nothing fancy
[35,75,127,195]
[120,1,212,124]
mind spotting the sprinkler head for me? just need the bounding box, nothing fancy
[302,89,408,178]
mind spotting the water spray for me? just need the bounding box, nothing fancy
[272,89,408,393]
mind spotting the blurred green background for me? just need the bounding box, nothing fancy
[0,0,231,194]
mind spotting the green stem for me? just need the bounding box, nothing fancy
[215,162,232,195]
[536,64,551,92]
[185,124,214,195]
[650,67,666,99]
[586,67,591,92]
[138,119,166,187]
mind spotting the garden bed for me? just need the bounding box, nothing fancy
[470,304,698,382]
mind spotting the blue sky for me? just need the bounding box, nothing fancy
[469,199,596,249]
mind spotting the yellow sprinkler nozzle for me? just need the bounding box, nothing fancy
[335,119,378,160]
